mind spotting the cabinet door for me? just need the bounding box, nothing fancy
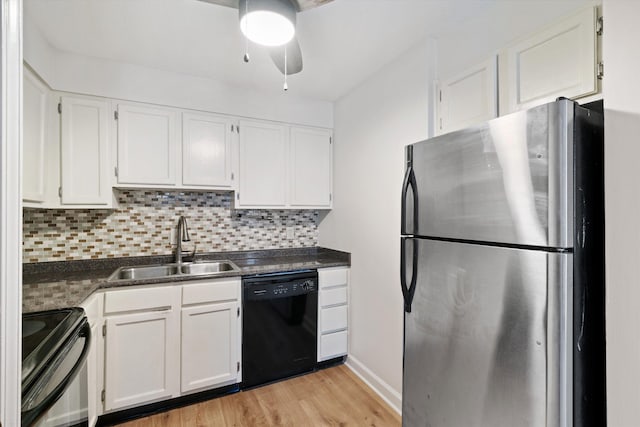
[181,301,239,393]
[289,127,332,208]
[237,120,287,207]
[23,67,48,203]
[60,96,111,205]
[116,103,178,186]
[437,57,498,135]
[182,112,233,188]
[104,310,179,411]
[503,7,597,113]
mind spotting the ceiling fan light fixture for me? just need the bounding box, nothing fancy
[239,0,296,47]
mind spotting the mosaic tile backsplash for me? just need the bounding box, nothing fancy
[23,190,318,263]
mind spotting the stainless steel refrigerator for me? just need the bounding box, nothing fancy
[400,99,605,427]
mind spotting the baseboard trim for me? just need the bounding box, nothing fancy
[345,355,402,415]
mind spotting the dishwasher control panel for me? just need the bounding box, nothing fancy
[243,271,318,301]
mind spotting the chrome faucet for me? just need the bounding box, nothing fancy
[175,215,195,264]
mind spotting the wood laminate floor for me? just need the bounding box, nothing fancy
[118,365,401,427]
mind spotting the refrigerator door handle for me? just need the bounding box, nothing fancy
[400,237,418,313]
[401,165,418,235]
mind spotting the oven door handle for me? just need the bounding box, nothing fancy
[21,320,91,427]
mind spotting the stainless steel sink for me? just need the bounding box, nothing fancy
[109,265,179,281]
[107,260,240,282]
[180,261,239,275]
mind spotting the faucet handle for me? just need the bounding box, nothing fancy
[185,244,197,262]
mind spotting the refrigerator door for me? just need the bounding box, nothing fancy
[402,238,572,427]
[406,99,574,248]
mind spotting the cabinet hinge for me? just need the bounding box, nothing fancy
[439,118,443,130]
[237,126,240,134]
[114,166,118,177]
[329,137,332,144]
[596,16,603,36]
[102,324,106,337]
[329,193,332,202]
[237,193,240,200]
[237,307,240,317]
[114,110,119,120]
[57,102,62,114]
[58,187,62,198]
[439,90,442,102]
[597,61,604,80]
[231,172,234,181]
[101,390,105,402]
[237,362,240,372]
[231,124,234,133]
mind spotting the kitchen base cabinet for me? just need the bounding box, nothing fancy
[181,302,239,393]
[102,286,181,412]
[95,279,241,416]
[317,267,350,362]
[81,294,103,427]
[181,279,242,394]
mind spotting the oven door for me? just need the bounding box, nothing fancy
[22,319,91,427]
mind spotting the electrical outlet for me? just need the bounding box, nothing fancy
[170,228,176,247]
[286,226,295,240]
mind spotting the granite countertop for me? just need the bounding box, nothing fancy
[23,247,350,313]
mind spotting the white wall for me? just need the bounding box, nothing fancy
[318,38,435,411]
[23,17,333,128]
[602,0,640,425]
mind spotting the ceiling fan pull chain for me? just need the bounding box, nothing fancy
[243,0,250,62]
[284,45,288,91]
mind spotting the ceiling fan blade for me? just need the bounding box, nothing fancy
[196,0,239,8]
[269,37,303,75]
[196,0,333,12]
[295,0,333,12]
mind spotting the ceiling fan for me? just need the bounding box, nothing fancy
[198,0,333,80]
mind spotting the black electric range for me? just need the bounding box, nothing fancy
[22,308,90,427]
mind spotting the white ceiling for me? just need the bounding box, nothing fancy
[24,0,594,101]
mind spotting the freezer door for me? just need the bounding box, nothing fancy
[407,99,574,248]
[402,239,572,427]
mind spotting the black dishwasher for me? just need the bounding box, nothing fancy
[242,270,318,389]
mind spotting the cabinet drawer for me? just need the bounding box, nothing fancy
[320,286,347,308]
[182,279,239,306]
[320,305,347,333]
[320,330,348,361]
[104,286,176,314]
[318,268,348,289]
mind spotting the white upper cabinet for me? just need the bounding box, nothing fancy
[23,67,49,204]
[437,57,498,135]
[182,112,233,189]
[116,103,178,186]
[502,7,598,113]
[289,126,333,208]
[237,119,288,208]
[60,96,111,205]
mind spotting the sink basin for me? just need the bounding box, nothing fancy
[107,260,240,282]
[180,261,240,275]
[108,265,179,281]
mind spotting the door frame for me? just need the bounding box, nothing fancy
[0,0,23,425]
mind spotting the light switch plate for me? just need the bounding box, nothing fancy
[286,227,295,240]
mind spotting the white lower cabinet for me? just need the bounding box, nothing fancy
[180,279,241,394]
[102,286,181,412]
[317,267,350,362]
[81,294,103,427]
[104,309,180,411]
[95,278,241,415]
